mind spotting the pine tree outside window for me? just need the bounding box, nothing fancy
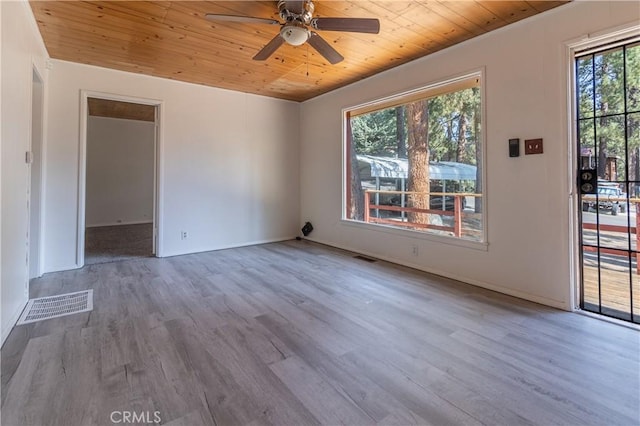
[344,72,485,243]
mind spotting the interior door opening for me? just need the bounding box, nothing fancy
[82,97,158,265]
[28,68,44,280]
[576,38,640,324]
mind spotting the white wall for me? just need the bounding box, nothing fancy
[1,0,49,344]
[0,0,3,343]
[86,116,155,227]
[44,60,300,271]
[300,1,640,310]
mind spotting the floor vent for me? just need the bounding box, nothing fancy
[17,290,93,325]
[354,255,377,263]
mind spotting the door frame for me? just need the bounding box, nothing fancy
[28,64,46,280]
[77,91,164,267]
[566,22,640,313]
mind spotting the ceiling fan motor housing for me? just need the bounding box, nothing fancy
[278,0,315,24]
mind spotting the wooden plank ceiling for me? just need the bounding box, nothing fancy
[30,1,568,102]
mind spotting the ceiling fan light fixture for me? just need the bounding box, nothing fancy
[280,24,310,46]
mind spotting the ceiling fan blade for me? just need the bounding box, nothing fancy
[205,14,279,25]
[311,17,380,34]
[285,1,305,14]
[253,34,285,61]
[307,32,344,64]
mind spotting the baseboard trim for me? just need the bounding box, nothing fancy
[304,237,569,312]
[159,236,298,258]
[1,298,28,348]
[44,236,297,273]
[40,235,568,313]
[44,263,84,274]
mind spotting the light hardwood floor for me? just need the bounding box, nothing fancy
[2,240,639,425]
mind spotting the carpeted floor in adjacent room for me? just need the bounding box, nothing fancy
[84,223,152,265]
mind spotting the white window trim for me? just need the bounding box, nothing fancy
[342,68,488,247]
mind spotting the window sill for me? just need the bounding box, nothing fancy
[339,218,489,251]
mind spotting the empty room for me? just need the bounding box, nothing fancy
[1,1,639,425]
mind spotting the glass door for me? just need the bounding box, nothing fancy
[577,39,640,324]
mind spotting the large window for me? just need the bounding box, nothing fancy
[344,73,484,242]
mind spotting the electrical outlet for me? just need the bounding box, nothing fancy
[524,138,543,155]
[181,231,188,240]
[412,245,419,256]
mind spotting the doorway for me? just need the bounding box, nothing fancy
[79,95,160,266]
[576,37,640,324]
[28,68,44,280]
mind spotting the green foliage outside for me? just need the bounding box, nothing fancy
[577,43,640,184]
[350,87,481,165]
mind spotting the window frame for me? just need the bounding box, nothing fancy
[341,69,488,249]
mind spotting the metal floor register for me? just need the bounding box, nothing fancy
[17,290,93,325]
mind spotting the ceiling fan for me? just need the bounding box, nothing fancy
[205,0,380,64]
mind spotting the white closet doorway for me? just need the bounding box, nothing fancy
[79,94,161,266]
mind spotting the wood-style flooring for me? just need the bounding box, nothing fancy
[2,240,639,426]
